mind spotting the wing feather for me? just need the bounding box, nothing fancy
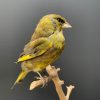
[17,38,52,63]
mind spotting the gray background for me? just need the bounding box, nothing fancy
[0,0,100,100]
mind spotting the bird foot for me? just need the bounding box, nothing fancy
[34,76,47,87]
[35,72,47,87]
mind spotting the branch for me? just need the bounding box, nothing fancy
[29,65,75,100]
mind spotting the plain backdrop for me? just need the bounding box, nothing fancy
[0,0,100,100]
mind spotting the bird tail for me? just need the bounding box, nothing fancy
[11,71,28,89]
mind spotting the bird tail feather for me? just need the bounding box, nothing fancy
[11,71,28,89]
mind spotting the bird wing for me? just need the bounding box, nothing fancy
[17,38,52,63]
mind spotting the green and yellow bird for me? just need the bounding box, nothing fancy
[12,14,72,88]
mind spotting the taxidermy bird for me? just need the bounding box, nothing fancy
[12,14,72,89]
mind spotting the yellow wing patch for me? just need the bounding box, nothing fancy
[17,54,35,63]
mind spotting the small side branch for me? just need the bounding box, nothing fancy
[66,85,75,100]
[29,65,75,100]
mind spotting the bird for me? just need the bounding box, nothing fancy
[11,14,72,89]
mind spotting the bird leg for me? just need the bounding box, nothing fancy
[35,72,46,87]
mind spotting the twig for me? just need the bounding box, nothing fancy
[66,85,75,100]
[29,65,75,100]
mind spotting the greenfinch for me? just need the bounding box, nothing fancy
[12,14,72,88]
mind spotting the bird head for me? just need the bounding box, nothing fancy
[47,14,72,30]
[35,14,72,36]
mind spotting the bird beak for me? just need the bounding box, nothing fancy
[62,22,72,28]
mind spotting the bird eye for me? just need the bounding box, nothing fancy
[56,18,65,23]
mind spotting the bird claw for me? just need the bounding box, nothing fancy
[34,76,47,87]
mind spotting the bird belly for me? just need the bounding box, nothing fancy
[22,47,63,72]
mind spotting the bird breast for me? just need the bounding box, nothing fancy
[49,31,65,49]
